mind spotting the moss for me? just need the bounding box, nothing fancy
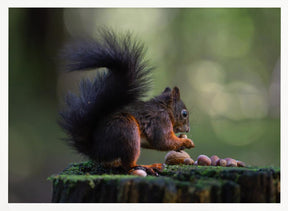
[50,161,279,183]
[50,162,280,203]
[50,174,138,182]
[59,161,127,176]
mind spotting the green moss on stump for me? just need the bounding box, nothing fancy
[49,161,280,203]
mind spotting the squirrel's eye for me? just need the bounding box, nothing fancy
[181,109,188,118]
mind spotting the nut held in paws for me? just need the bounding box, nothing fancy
[178,134,188,139]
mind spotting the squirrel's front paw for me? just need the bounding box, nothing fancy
[175,138,195,151]
[183,138,195,149]
[177,134,194,149]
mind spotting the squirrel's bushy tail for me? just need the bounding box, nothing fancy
[59,30,152,155]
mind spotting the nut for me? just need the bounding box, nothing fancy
[164,150,191,165]
[184,158,194,165]
[197,155,211,166]
[178,134,188,139]
[236,160,246,167]
[216,159,227,167]
[225,158,237,167]
[130,169,147,177]
[210,155,220,166]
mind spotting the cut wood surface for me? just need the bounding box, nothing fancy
[49,161,280,203]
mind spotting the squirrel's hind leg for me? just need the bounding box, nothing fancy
[105,113,164,176]
[109,113,141,171]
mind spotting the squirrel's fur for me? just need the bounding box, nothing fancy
[59,30,194,173]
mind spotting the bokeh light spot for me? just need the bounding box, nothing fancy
[211,119,265,146]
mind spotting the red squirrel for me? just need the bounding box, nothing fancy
[59,30,194,175]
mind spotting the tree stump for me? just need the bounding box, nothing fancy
[49,161,280,203]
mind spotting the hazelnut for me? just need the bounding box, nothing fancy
[130,169,147,177]
[164,150,191,165]
[216,159,227,167]
[225,158,237,167]
[197,155,211,166]
[184,158,194,165]
[236,160,246,167]
[210,155,220,166]
[178,134,188,139]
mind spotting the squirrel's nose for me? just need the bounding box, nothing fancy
[186,127,190,133]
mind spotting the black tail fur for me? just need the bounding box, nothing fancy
[59,30,152,156]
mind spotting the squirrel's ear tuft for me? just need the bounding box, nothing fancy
[160,87,173,105]
[172,86,180,100]
[162,87,172,94]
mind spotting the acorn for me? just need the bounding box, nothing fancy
[197,155,211,166]
[164,150,191,165]
[210,155,220,166]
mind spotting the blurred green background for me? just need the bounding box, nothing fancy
[9,8,280,202]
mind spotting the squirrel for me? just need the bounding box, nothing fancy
[59,30,194,175]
